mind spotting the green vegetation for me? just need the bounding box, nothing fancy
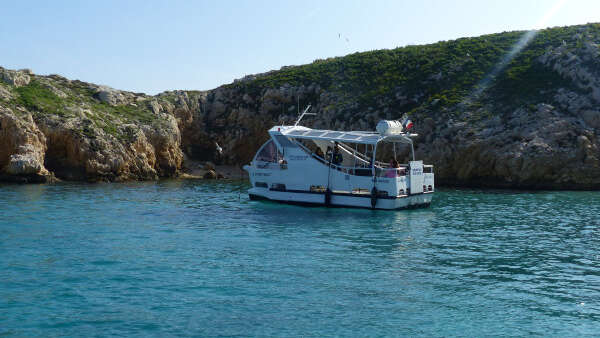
[3,23,599,142]
[7,78,161,140]
[15,80,65,116]
[84,101,159,140]
[228,23,599,118]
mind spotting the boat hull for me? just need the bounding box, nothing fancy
[248,187,432,210]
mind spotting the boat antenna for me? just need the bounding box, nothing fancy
[294,104,315,126]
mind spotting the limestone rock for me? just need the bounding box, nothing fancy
[0,85,12,101]
[582,110,600,129]
[5,153,44,175]
[203,170,217,179]
[3,24,600,188]
[0,109,50,181]
[149,100,162,114]
[95,86,126,106]
[140,114,183,177]
[0,68,31,87]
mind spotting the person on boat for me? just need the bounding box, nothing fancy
[315,147,324,159]
[326,146,333,163]
[386,158,400,178]
[279,158,288,169]
[332,143,343,165]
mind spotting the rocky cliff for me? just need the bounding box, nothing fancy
[1,23,599,188]
[0,69,183,182]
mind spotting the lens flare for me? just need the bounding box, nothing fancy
[463,0,567,105]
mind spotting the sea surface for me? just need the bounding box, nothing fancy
[1,181,599,336]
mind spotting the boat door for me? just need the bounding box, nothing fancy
[409,160,424,194]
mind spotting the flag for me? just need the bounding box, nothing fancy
[403,119,414,131]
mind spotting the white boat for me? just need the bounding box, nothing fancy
[243,110,434,210]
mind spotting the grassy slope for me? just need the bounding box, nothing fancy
[227,23,600,119]
[4,77,161,141]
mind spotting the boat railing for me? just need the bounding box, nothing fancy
[375,167,408,178]
[291,138,417,177]
[293,141,329,165]
[327,163,409,178]
[337,143,371,164]
[328,163,367,176]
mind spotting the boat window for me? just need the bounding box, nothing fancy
[255,140,281,163]
[294,138,327,160]
[270,183,286,191]
[274,135,298,148]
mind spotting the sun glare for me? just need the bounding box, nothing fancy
[464,0,568,104]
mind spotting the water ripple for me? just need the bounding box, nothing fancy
[1,182,599,336]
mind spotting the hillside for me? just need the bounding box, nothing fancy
[1,23,599,188]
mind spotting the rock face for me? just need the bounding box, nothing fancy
[160,23,600,190]
[167,82,600,189]
[1,23,600,188]
[0,67,184,182]
[413,103,600,189]
[1,68,30,87]
[0,109,50,182]
[95,86,127,106]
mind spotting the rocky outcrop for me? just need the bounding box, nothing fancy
[1,68,31,87]
[1,23,600,188]
[0,108,51,182]
[538,39,600,103]
[95,86,128,106]
[37,116,183,182]
[0,85,13,101]
[160,24,600,189]
[0,111,184,182]
[0,68,184,182]
[165,78,599,189]
[412,103,600,189]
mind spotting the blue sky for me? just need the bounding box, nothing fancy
[1,0,598,94]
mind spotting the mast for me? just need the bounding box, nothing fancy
[294,104,315,126]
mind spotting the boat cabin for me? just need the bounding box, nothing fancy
[244,121,434,209]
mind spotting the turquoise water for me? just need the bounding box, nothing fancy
[1,181,599,336]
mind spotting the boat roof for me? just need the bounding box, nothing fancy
[270,125,416,145]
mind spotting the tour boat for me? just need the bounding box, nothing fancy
[243,109,434,210]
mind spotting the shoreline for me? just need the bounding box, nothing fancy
[180,158,249,180]
[2,172,600,191]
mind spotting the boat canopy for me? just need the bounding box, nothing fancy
[273,126,416,145]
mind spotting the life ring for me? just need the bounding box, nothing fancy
[370,187,378,209]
